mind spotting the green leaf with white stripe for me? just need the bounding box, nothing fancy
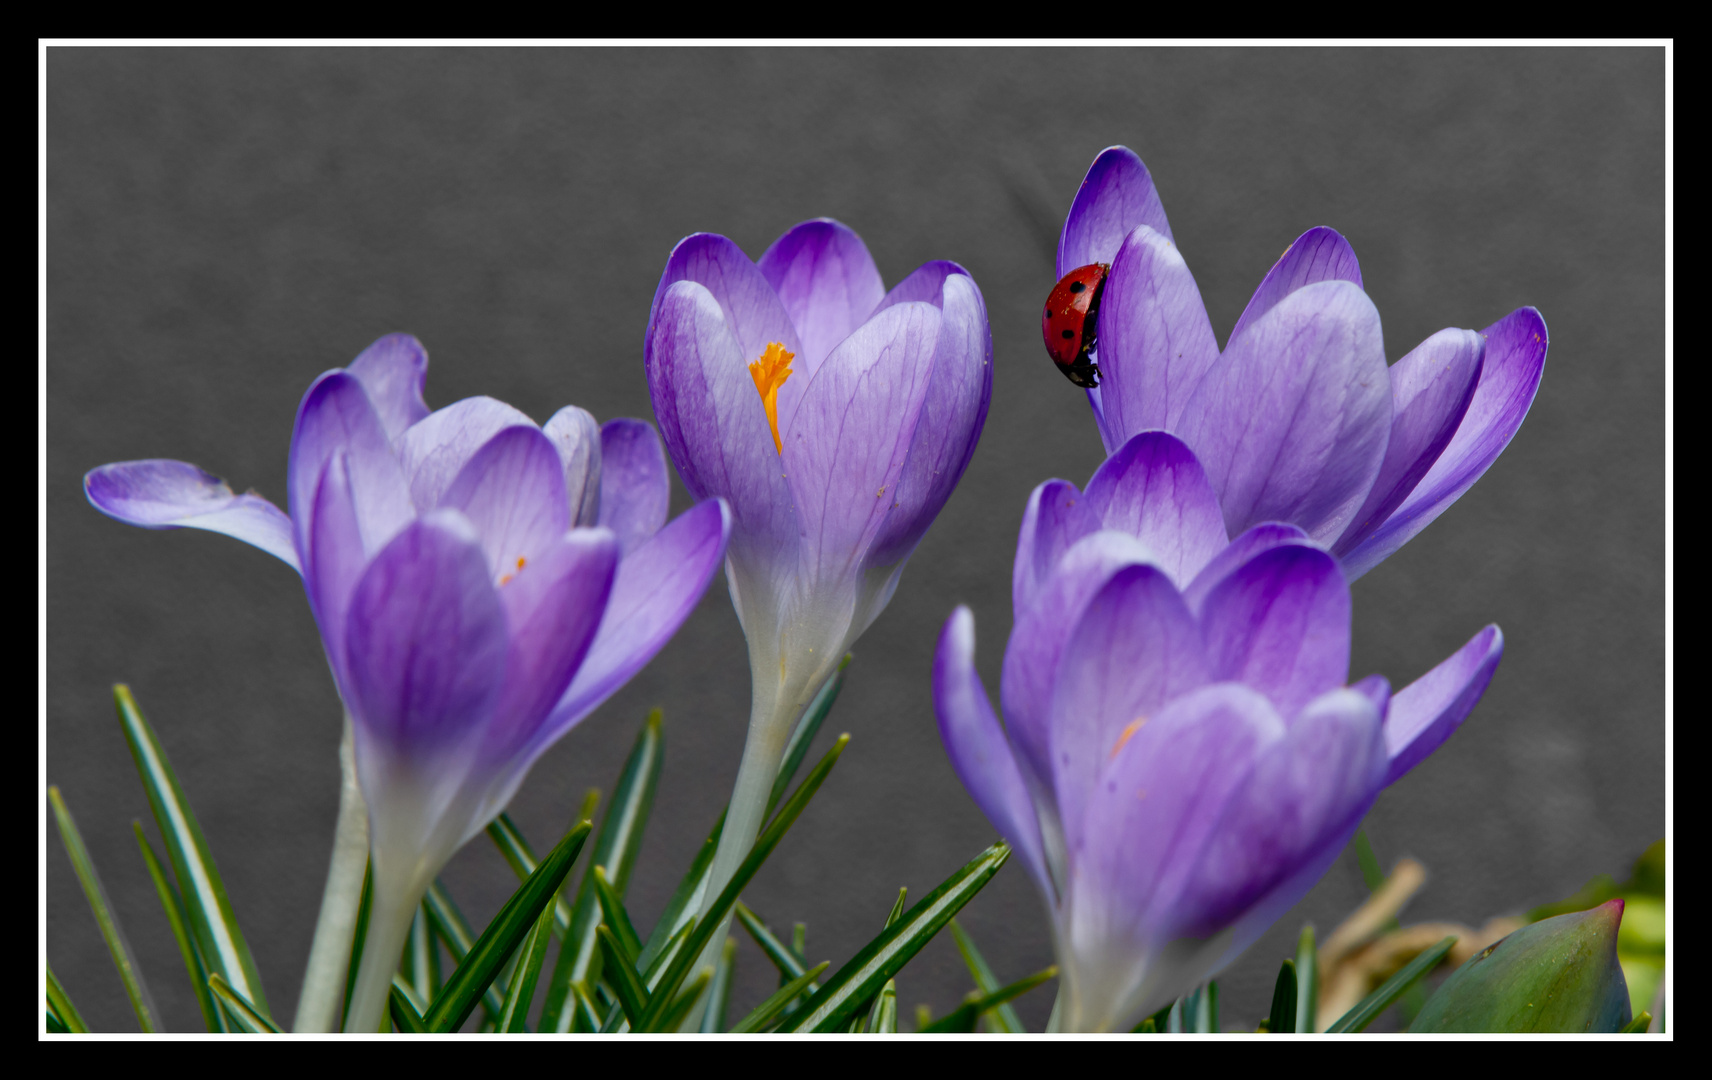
[134,821,222,1032]
[114,684,269,1014]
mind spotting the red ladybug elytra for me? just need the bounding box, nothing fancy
[1041,263,1109,389]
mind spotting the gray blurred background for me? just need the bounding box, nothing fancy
[46,47,1665,1033]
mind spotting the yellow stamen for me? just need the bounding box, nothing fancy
[1110,716,1148,760]
[748,342,795,455]
[498,555,526,587]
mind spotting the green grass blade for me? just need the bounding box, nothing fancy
[497,898,557,1032]
[134,821,222,1032]
[735,902,812,981]
[872,981,898,1033]
[1327,935,1457,1033]
[46,965,88,1033]
[388,980,427,1033]
[1268,958,1298,1033]
[1354,828,1385,892]
[782,841,1010,1033]
[390,972,427,1014]
[114,685,268,1014]
[1134,1002,1171,1033]
[1199,980,1219,1032]
[730,962,831,1033]
[570,981,603,1033]
[1295,924,1318,1034]
[921,965,1057,1033]
[596,925,650,1027]
[543,713,663,1031]
[700,937,737,1033]
[859,889,911,1031]
[636,734,850,1032]
[1619,1010,1653,1034]
[46,1010,70,1034]
[209,972,280,1033]
[422,820,592,1033]
[48,787,160,1032]
[764,655,850,817]
[656,966,715,1034]
[421,880,506,1021]
[485,813,575,937]
[949,919,1025,1033]
[339,858,372,1031]
[592,865,643,963]
[400,904,439,1009]
[634,813,723,973]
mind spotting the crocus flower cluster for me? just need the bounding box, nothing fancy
[934,432,1504,1032]
[1059,146,1548,579]
[645,220,991,905]
[85,334,730,1031]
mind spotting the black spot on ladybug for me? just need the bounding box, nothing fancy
[1069,281,1085,293]
[1061,329,1074,339]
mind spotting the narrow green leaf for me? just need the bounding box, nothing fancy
[637,734,850,1032]
[421,880,505,1022]
[1134,1003,1171,1033]
[596,925,650,1027]
[859,889,910,1031]
[735,901,812,982]
[871,981,898,1033]
[1327,935,1457,1033]
[1620,1010,1653,1034]
[949,919,1024,1033]
[884,887,908,927]
[655,966,715,1034]
[134,820,221,1032]
[700,938,738,1034]
[913,1003,933,1032]
[46,965,87,1034]
[765,655,850,817]
[485,813,574,937]
[540,723,661,1034]
[731,962,832,1033]
[49,787,160,1032]
[388,981,427,1033]
[1295,924,1318,1034]
[791,923,807,962]
[422,819,592,1033]
[390,972,427,1015]
[209,972,280,1033]
[782,840,1010,1033]
[114,685,269,1014]
[570,981,603,1033]
[400,904,439,1009]
[340,857,373,1031]
[1267,958,1298,1033]
[592,865,643,963]
[1354,828,1385,892]
[1199,980,1219,1033]
[46,1010,70,1034]
[921,965,1057,1033]
[497,898,557,1032]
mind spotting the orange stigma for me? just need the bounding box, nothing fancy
[1110,716,1148,760]
[748,342,794,454]
[498,555,526,586]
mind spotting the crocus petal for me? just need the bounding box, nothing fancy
[1350,673,1393,722]
[483,527,619,766]
[1198,544,1350,719]
[345,333,430,448]
[398,396,538,513]
[344,510,507,761]
[84,459,300,573]
[439,425,571,580]
[1177,280,1391,543]
[547,497,731,739]
[645,281,798,575]
[1383,624,1503,786]
[1067,683,1283,1023]
[756,219,886,376]
[288,370,414,559]
[1082,431,1227,587]
[864,271,993,570]
[305,453,368,689]
[649,231,803,375]
[933,606,1050,893]
[1225,226,1364,352]
[1047,563,1209,840]
[543,406,603,528]
[1000,529,1156,785]
[1181,522,1312,616]
[1338,307,1549,580]
[1164,687,1384,942]
[1094,226,1221,442]
[1012,479,1101,623]
[596,418,669,556]
[782,300,940,585]
[1057,146,1174,277]
[871,259,969,315]
[1333,328,1484,557]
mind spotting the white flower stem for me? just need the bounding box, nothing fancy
[344,884,418,1034]
[291,714,370,1033]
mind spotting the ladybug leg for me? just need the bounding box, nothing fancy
[1065,361,1099,389]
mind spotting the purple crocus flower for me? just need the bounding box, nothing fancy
[645,219,992,916]
[85,334,731,1031]
[933,431,1503,1031]
[1057,146,1548,579]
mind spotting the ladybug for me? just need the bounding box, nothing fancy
[1041,263,1109,388]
